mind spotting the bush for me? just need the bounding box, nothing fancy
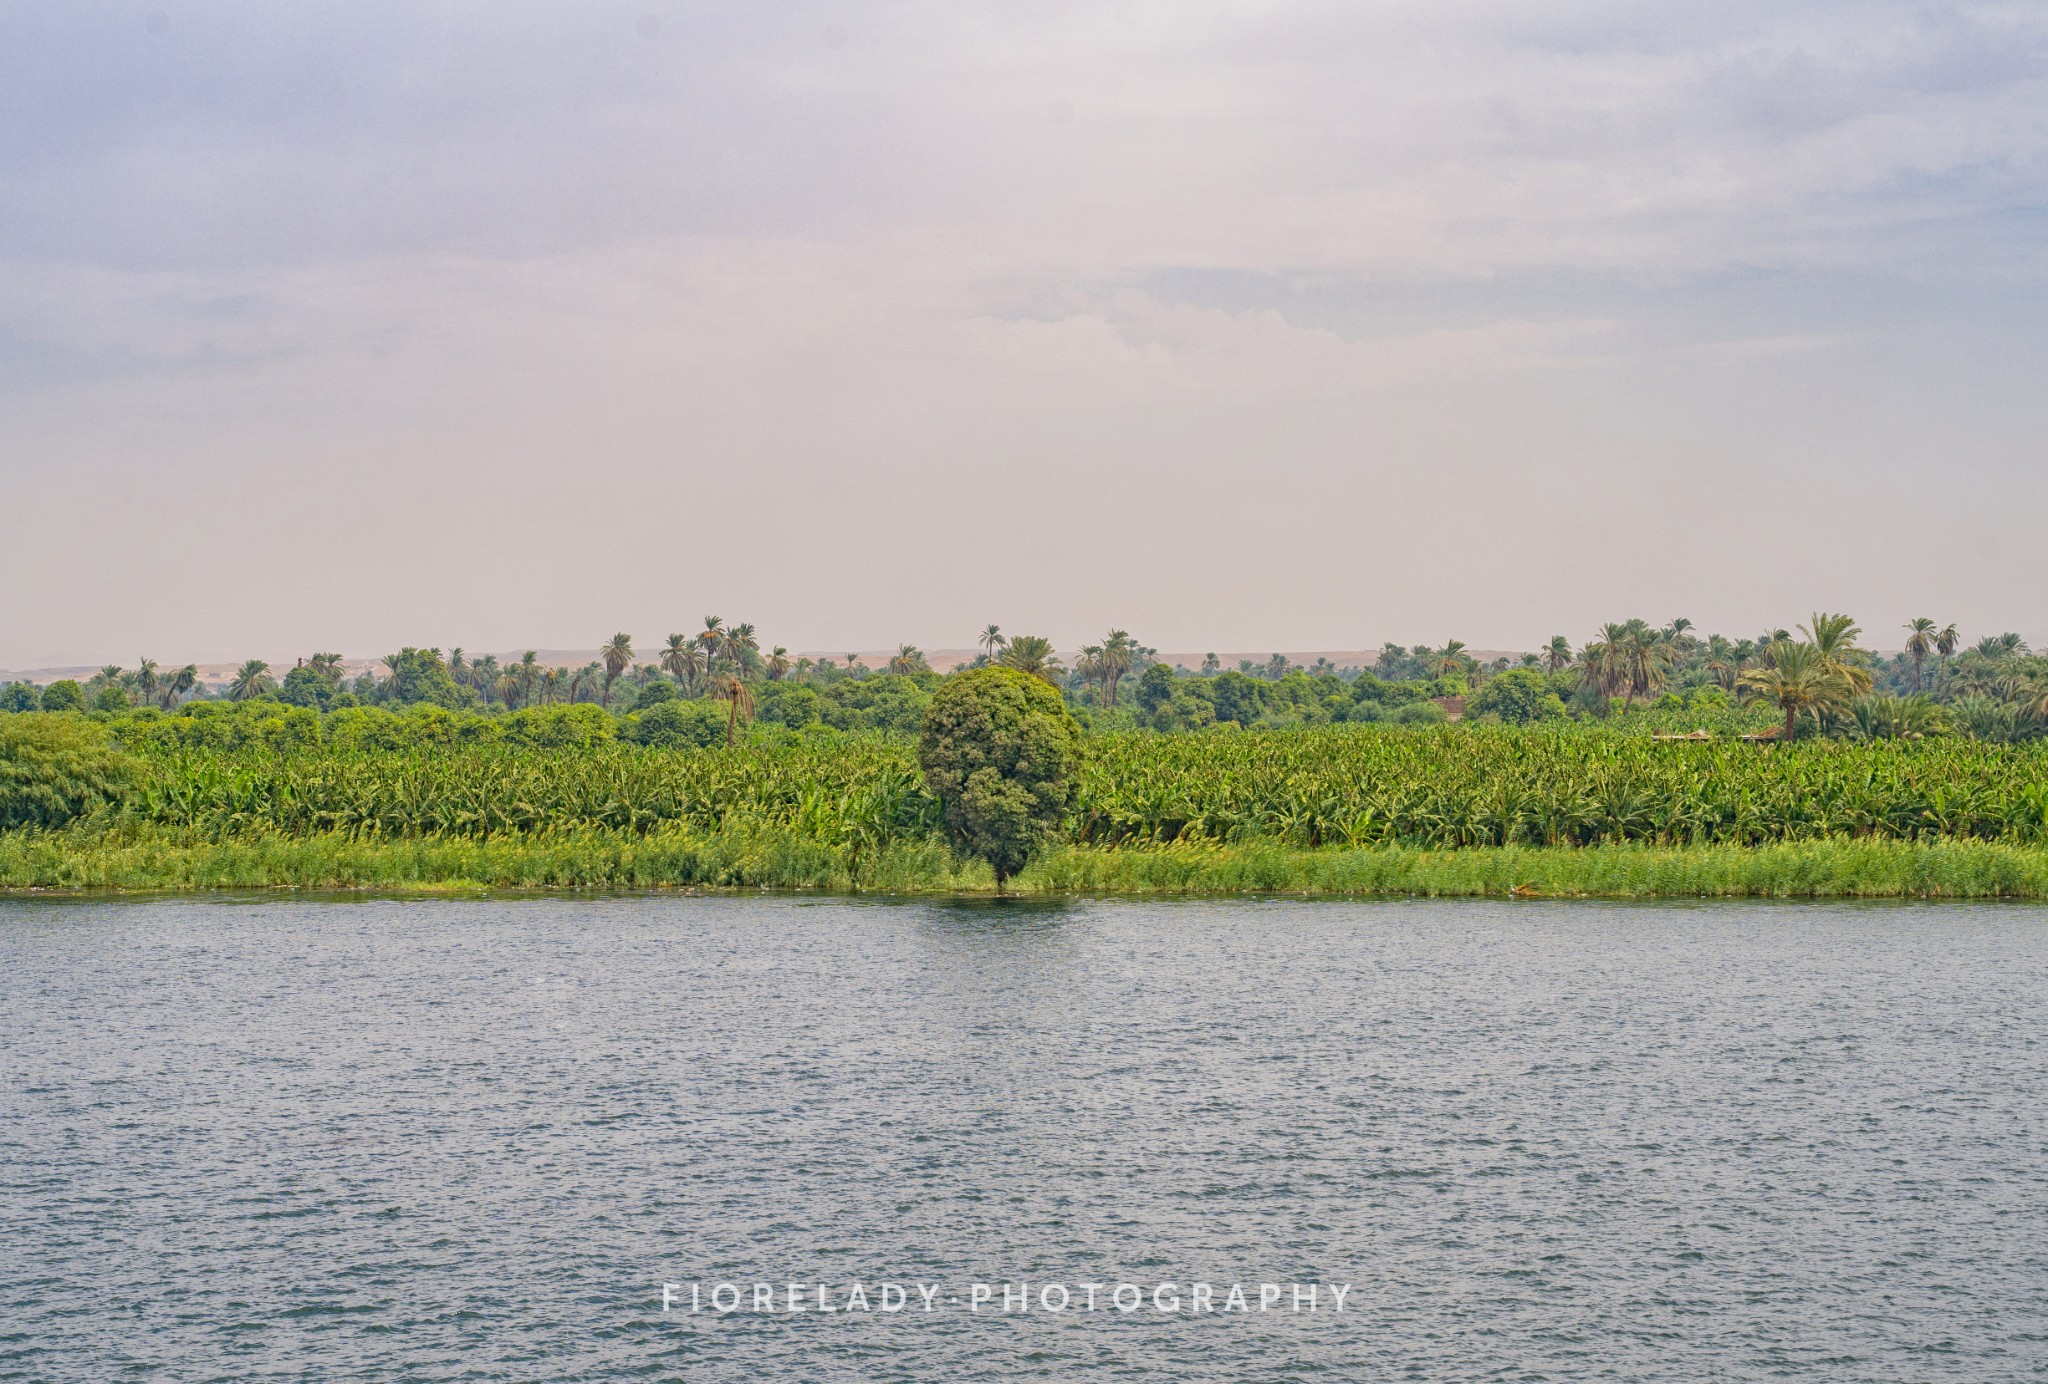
[323,706,421,752]
[627,699,728,749]
[0,683,38,713]
[1388,701,1449,726]
[1467,669,1567,724]
[38,680,86,713]
[756,683,825,728]
[631,680,678,711]
[501,704,617,749]
[1135,664,1176,714]
[0,715,136,829]
[279,664,343,711]
[918,667,1081,886]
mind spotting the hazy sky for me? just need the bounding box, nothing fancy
[4,1,2045,667]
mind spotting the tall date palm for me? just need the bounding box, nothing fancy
[661,634,703,693]
[1902,618,1937,693]
[1741,641,1851,741]
[599,635,634,708]
[996,635,1062,684]
[228,659,273,701]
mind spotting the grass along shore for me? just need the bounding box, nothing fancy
[5,826,2047,898]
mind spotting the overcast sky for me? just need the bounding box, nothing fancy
[3,1,2044,667]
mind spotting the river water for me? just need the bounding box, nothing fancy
[3,897,2046,1382]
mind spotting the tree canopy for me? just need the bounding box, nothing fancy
[917,666,1081,887]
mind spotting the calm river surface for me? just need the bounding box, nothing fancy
[4,897,2047,1382]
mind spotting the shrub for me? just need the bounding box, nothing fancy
[279,664,343,711]
[631,680,679,711]
[38,680,86,713]
[0,683,39,713]
[628,699,728,749]
[501,704,617,749]
[1467,669,1567,724]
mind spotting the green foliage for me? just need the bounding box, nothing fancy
[39,680,86,713]
[0,715,136,830]
[631,679,678,710]
[1208,671,1264,726]
[373,648,473,709]
[917,666,1081,884]
[1134,663,1176,714]
[755,674,933,733]
[1066,726,2048,849]
[279,664,344,711]
[0,683,39,713]
[1467,669,1567,724]
[500,704,617,749]
[627,699,729,749]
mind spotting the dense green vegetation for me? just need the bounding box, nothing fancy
[9,611,2044,742]
[0,706,2044,895]
[4,611,2044,896]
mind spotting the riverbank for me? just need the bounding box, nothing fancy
[5,828,2047,898]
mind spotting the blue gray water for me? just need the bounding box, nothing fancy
[3,898,2047,1382]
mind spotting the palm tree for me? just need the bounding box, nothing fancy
[696,617,725,676]
[1977,632,2028,658]
[599,633,634,707]
[661,634,703,692]
[228,659,273,701]
[159,664,198,709]
[766,646,791,680]
[979,625,1006,663]
[1800,612,1872,696]
[722,623,760,677]
[1704,634,1741,692]
[1933,622,1960,691]
[709,669,755,746]
[1740,641,1851,740]
[133,658,159,707]
[1074,644,1104,696]
[1614,619,1671,706]
[307,652,345,681]
[996,635,1062,683]
[1902,618,1938,693]
[1574,634,1618,708]
[1428,640,1469,680]
[539,667,565,705]
[1543,637,1571,674]
[1099,630,1137,705]
[889,644,929,675]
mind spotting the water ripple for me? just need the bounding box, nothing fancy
[3,897,2046,1381]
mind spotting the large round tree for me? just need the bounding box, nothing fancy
[918,666,1081,889]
